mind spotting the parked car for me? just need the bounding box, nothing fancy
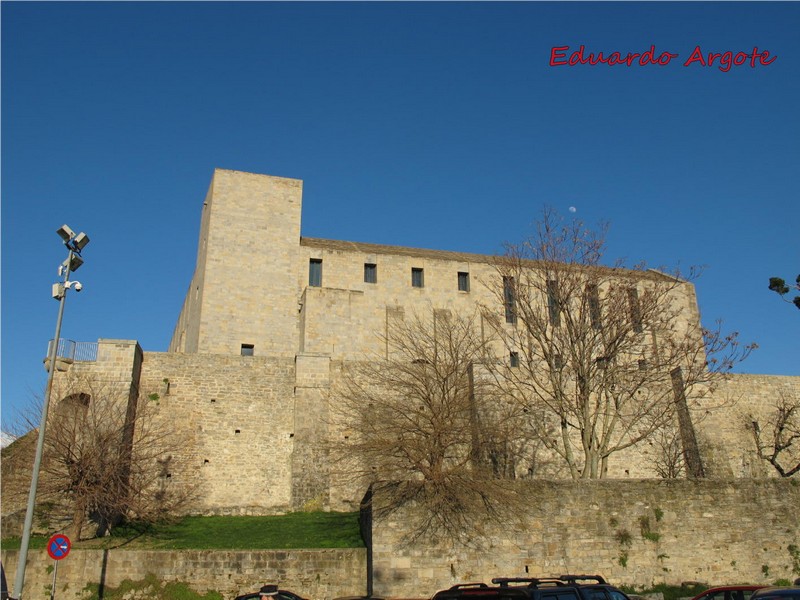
[750,588,800,600]
[689,586,767,600]
[234,588,308,600]
[431,575,630,600]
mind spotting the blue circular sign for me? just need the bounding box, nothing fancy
[47,534,71,560]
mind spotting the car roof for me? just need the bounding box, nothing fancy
[432,577,625,600]
[696,587,766,594]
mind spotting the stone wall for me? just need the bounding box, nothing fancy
[370,479,800,597]
[169,169,304,358]
[693,374,800,478]
[5,480,796,600]
[137,351,298,514]
[1,548,367,600]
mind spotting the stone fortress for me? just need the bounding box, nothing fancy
[3,168,800,596]
[35,169,800,515]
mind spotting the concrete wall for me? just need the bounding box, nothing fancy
[370,479,800,597]
[1,548,367,600]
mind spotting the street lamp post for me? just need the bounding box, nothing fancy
[13,225,89,600]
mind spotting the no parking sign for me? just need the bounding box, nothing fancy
[46,534,71,600]
[46,534,71,561]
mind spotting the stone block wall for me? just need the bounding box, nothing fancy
[4,332,797,524]
[138,352,298,514]
[694,374,800,478]
[169,169,304,358]
[370,479,800,597]
[296,238,701,365]
[1,548,367,600]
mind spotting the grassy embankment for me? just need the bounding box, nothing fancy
[0,511,364,550]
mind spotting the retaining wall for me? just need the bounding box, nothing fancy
[1,548,367,600]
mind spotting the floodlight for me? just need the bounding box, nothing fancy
[62,254,84,273]
[73,232,90,251]
[56,224,76,243]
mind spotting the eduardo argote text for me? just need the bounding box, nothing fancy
[549,45,776,72]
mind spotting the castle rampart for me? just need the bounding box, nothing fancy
[4,168,796,527]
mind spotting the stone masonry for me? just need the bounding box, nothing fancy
[4,168,796,519]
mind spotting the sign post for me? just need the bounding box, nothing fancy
[46,534,71,600]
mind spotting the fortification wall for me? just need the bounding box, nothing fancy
[1,548,367,600]
[4,337,796,526]
[138,351,298,514]
[370,478,800,597]
[296,239,701,365]
[694,374,800,478]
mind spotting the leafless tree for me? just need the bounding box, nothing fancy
[484,208,754,479]
[330,309,529,543]
[749,389,800,477]
[649,426,685,479]
[10,376,196,540]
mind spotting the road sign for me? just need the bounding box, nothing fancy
[46,534,71,561]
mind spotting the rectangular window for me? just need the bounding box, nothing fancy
[364,263,377,284]
[510,352,519,368]
[547,279,560,326]
[309,258,322,287]
[411,267,424,288]
[503,276,516,324]
[457,271,470,292]
[628,287,643,333]
[241,344,254,357]
[586,284,602,329]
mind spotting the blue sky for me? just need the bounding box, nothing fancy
[2,2,798,432]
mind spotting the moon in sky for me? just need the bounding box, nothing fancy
[569,206,577,213]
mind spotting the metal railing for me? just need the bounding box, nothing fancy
[46,339,98,362]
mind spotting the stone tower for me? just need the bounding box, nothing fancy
[169,169,303,357]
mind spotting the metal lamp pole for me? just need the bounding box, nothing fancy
[13,225,89,600]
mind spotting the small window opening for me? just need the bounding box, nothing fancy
[364,263,377,284]
[547,279,560,326]
[241,344,254,356]
[411,267,424,288]
[510,352,520,368]
[309,258,323,287]
[235,429,241,434]
[587,283,602,329]
[628,287,643,333]
[503,276,516,324]
[457,271,470,292]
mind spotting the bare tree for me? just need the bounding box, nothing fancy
[749,389,800,477]
[10,376,196,540]
[484,208,754,479]
[649,426,685,479]
[331,309,528,543]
